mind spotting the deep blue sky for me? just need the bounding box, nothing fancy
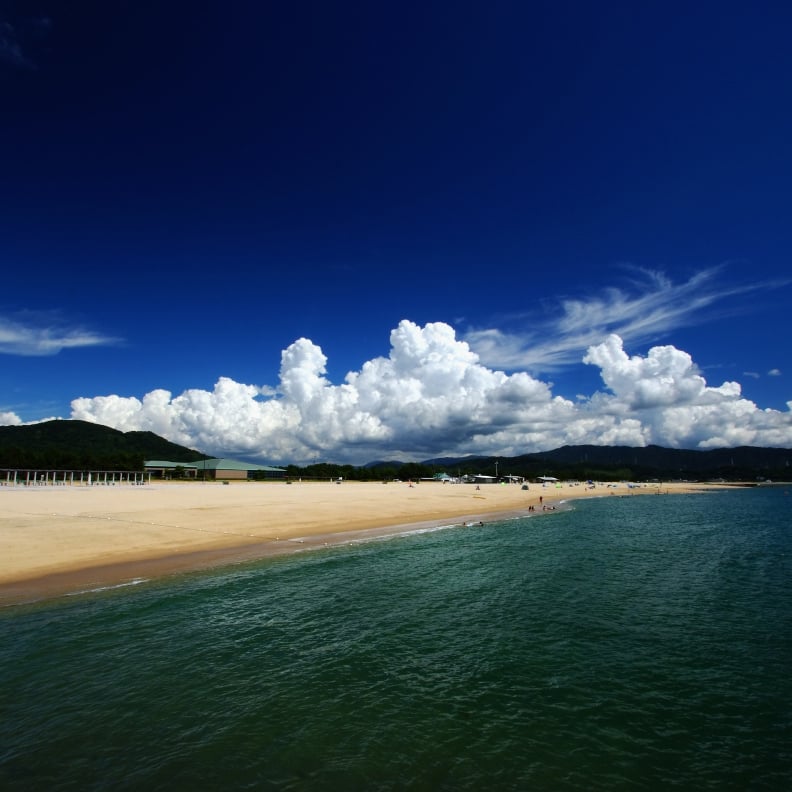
[2,1,791,463]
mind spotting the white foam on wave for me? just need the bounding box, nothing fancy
[66,577,150,597]
[346,521,481,546]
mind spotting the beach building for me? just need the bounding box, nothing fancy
[426,473,456,483]
[2,468,146,486]
[144,458,287,481]
[464,474,498,484]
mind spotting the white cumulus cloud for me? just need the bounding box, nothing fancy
[65,320,792,464]
[582,335,791,449]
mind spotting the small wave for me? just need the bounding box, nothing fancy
[66,578,150,597]
[399,522,465,535]
[343,522,468,547]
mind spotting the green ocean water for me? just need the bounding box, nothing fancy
[2,487,791,790]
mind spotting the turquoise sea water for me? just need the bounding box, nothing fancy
[2,487,791,790]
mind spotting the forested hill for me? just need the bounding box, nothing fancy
[0,420,206,470]
[1,420,791,480]
[522,444,791,471]
[418,444,792,483]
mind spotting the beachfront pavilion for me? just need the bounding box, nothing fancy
[144,459,287,481]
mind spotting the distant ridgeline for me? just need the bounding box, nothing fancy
[355,445,792,483]
[0,420,206,471]
[1,420,790,481]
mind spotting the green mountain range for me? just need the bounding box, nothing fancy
[416,444,792,482]
[0,420,206,471]
[1,420,790,481]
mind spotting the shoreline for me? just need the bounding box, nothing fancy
[0,480,743,606]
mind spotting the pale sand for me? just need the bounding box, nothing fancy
[0,479,738,604]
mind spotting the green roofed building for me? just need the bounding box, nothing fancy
[144,458,287,481]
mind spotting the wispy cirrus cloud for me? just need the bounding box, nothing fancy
[463,266,790,373]
[0,313,121,356]
[0,20,29,68]
[0,15,51,70]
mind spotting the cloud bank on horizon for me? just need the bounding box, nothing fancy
[23,321,786,464]
[2,268,790,462]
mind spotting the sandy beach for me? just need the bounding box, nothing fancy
[0,479,737,604]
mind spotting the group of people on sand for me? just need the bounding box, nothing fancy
[527,494,557,512]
